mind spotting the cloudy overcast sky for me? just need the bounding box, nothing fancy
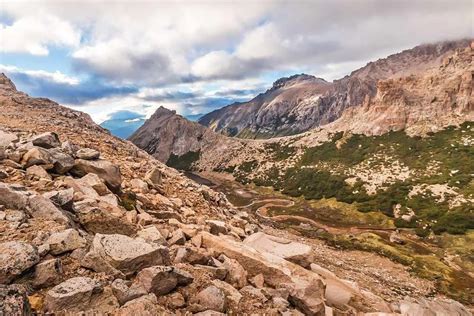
[0,0,472,123]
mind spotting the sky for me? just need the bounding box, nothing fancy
[0,0,472,124]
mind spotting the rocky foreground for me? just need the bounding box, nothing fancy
[0,74,472,315]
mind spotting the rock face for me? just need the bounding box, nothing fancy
[0,241,40,283]
[199,40,471,138]
[81,234,170,277]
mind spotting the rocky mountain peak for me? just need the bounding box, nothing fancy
[271,73,327,90]
[0,73,17,91]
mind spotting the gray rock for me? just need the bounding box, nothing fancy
[26,165,51,180]
[30,132,61,149]
[117,294,169,315]
[0,241,40,283]
[70,159,122,192]
[76,148,100,160]
[111,278,147,306]
[44,277,102,312]
[28,195,71,225]
[81,234,170,277]
[206,220,228,235]
[136,226,166,245]
[0,183,29,210]
[21,147,53,168]
[191,285,226,313]
[5,210,26,223]
[33,258,63,288]
[168,228,186,245]
[0,130,18,147]
[131,266,178,296]
[399,297,471,316]
[144,167,162,188]
[72,198,136,235]
[46,229,87,255]
[0,284,31,316]
[48,148,75,174]
[43,188,74,211]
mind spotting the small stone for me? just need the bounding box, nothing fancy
[131,266,178,296]
[206,220,228,235]
[191,285,226,313]
[168,229,186,246]
[250,273,265,288]
[26,165,51,180]
[167,292,186,309]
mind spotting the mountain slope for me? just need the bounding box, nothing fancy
[199,39,472,139]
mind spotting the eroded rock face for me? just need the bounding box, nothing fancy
[44,277,102,312]
[0,241,39,283]
[70,159,122,192]
[81,234,170,277]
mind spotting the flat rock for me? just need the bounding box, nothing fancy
[26,165,51,180]
[244,232,314,268]
[44,277,102,312]
[70,159,122,192]
[46,229,87,255]
[0,241,40,283]
[136,226,166,245]
[399,298,471,316]
[76,148,100,160]
[81,234,170,277]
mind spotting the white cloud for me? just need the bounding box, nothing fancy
[0,64,80,85]
[0,14,80,55]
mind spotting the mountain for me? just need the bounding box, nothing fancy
[199,39,472,139]
[129,40,474,304]
[129,106,242,165]
[100,110,146,139]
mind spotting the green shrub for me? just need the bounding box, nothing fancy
[166,150,200,170]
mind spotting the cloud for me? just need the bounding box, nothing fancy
[0,14,80,55]
[0,64,137,104]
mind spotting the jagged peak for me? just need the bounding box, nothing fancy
[271,73,327,90]
[0,73,17,91]
[150,106,177,119]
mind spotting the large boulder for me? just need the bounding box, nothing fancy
[73,199,136,235]
[30,132,61,149]
[244,232,315,268]
[201,232,326,315]
[0,241,40,283]
[81,234,170,277]
[46,229,87,255]
[0,284,31,316]
[44,277,102,312]
[70,159,122,192]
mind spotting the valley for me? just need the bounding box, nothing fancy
[186,171,474,304]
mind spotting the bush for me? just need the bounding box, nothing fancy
[166,150,200,170]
